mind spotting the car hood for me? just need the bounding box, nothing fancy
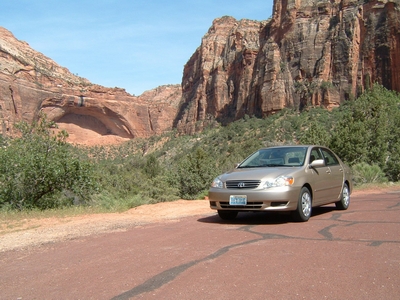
[219,167,299,181]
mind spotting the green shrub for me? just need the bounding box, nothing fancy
[352,163,387,185]
[299,121,330,146]
[176,147,217,199]
[0,115,98,210]
[329,84,400,169]
[384,142,400,182]
[143,154,161,179]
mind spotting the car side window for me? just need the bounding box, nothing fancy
[321,148,339,166]
[310,148,322,163]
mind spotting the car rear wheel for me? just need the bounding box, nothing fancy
[292,187,312,222]
[335,183,350,210]
[217,210,238,220]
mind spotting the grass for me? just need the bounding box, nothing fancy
[0,205,105,232]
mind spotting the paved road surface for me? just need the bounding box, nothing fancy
[1,190,400,299]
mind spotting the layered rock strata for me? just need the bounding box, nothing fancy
[1,0,399,143]
[0,27,181,144]
[176,0,400,133]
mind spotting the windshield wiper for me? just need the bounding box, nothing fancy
[237,165,258,168]
[238,164,287,168]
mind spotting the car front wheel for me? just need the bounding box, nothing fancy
[336,183,350,210]
[217,210,238,220]
[292,187,312,222]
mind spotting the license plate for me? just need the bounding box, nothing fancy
[229,195,247,205]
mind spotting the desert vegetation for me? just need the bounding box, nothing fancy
[0,84,399,212]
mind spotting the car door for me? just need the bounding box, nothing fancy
[307,147,333,205]
[319,147,344,203]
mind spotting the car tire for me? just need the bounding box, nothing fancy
[217,210,238,220]
[335,183,350,210]
[292,187,312,222]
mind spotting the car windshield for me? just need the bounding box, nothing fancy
[238,147,307,168]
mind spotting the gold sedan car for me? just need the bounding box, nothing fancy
[209,145,352,222]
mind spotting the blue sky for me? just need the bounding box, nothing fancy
[1,0,273,95]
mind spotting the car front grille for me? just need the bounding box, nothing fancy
[225,180,261,189]
[219,201,263,209]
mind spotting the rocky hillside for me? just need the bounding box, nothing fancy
[0,27,181,145]
[1,0,399,144]
[176,0,400,133]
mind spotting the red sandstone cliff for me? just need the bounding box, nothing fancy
[176,0,400,134]
[1,0,399,144]
[0,27,181,145]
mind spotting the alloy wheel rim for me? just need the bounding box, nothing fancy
[343,186,350,206]
[302,192,311,217]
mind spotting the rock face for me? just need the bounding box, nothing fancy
[0,27,181,145]
[1,0,399,143]
[176,0,400,134]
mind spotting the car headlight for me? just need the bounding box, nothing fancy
[263,176,294,189]
[211,177,223,188]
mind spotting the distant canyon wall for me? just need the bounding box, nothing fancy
[1,0,399,144]
[176,0,400,134]
[0,27,181,144]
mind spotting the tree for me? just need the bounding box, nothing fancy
[329,84,399,167]
[299,121,330,146]
[329,112,369,165]
[0,114,97,210]
[143,154,161,179]
[177,147,216,199]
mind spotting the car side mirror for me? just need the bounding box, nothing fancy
[309,159,325,168]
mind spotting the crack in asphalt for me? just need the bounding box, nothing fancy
[388,201,400,209]
[111,222,302,299]
[318,224,337,240]
[112,205,400,299]
[110,235,262,300]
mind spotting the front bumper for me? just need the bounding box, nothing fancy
[208,186,300,212]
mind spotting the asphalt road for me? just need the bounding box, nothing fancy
[1,190,400,300]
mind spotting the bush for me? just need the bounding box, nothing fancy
[352,163,387,185]
[329,84,400,169]
[176,147,217,199]
[384,141,400,182]
[0,115,98,210]
[299,121,330,146]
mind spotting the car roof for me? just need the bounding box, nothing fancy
[260,145,320,150]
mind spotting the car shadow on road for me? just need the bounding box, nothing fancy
[198,211,293,225]
[312,205,337,217]
[197,205,337,225]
